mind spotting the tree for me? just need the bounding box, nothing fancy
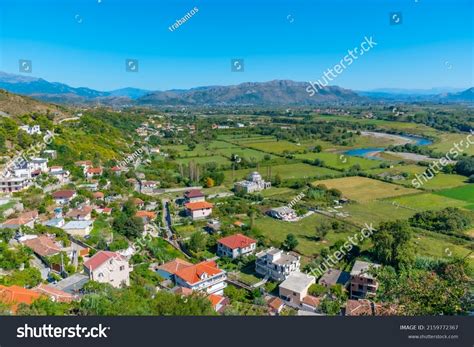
[372,220,414,270]
[455,156,474,177]
[315,223,329,241]
[205,177,215,188]
[282,233,298,251]
[273,173,282,187]
[188,232,207,253]
[468,174,474,183]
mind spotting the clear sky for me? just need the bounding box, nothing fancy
[0,0,472,91]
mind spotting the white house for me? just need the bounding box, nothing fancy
[19,125,41,135]
[185,201,213,220]
[83,251,131,288]
[62,220,93,237]
[174,260,227,295]
[255,247,301,281]
[217,233,257,259]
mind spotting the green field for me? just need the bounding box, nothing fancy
[313,176,418,202]
[342,201,416,225]
[435,184,474,204]
[175,155,230,166]
[296,152,381,170]
[223,163,341,185]
[388,193,468,211]
[253,213,359,258]
[215,147,275,161]
[429,133,474,156]
[422,174,468,190]
[243,140,305,154]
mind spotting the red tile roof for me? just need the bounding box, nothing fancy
[218,233,256,250]
[86,167,103,174]
[83,251,126,271]
[302,295,321,308]
[23,235,61,257]
[345,299,374,316]
[208,294,225,309]
[0,285,41,312]
[111,166,122,172]
[185,189,204,198]
[52,190,76,199]
[66,206,92,219]
[267,297,284,311]
[158,259,193,275]
[33,284,76,303]
[75,160,92,166]
[175,260,223,285]
[135,211,156,219]
[185,201,213,211]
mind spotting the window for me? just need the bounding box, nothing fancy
[120,265,125,271]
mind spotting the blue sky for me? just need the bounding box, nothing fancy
[0,0,472,91]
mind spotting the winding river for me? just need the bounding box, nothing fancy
[344,133,433,159]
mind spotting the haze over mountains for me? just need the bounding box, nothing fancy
[0,71,472,107]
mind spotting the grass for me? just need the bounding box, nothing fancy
[342,201,416,225]
[313,176,418,202]
[388,193,468,211]
[243,140,305,154]
[175,155,230,166]
[435,184,474,204]
[215,147,275,161]
[428,133,474,156]
[223,163,340,185]
[296,152,381,170]
[253,213,358,258]
[413,230,474,268]
[422,174,468,190]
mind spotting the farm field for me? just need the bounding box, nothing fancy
[387,193,468,211]
[341,201,416,225]
[435,184,474,204]
[311,115,439,136]
[414,231,474,268]
[175,155,230,166]
[223,163,341,185]
[253,213,360,258]
[428,133,474,156]
[215,147,275,161]
[242,140,305,154]
[296,152,381,170]
[422,174,468,190]
[313,176,418,202]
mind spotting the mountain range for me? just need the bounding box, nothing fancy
[0,71,472,107]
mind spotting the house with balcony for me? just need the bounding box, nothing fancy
[217,233,257,259]
[174,260,227,295]
[349,260,381,299]
[255,247,300,281]
[83,251,131,288]
[279,271,315,306]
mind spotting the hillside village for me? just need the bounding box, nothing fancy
[0,101,472,316]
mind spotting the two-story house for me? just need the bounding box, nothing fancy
[83,251,131,288]
[217,233,257,259]
[174,260,226,295]
[255,247,300,281]
[349,260,381,299]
